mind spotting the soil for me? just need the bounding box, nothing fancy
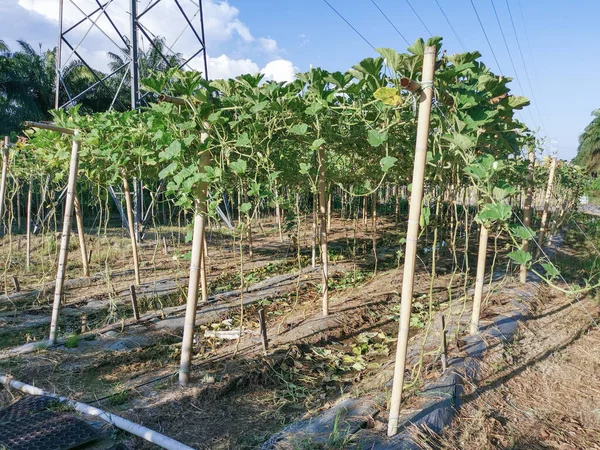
[0,213,592,450]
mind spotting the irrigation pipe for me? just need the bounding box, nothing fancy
[0,374,194,450]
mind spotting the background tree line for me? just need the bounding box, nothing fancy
[0,37,181,138]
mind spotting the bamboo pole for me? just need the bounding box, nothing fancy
[317,145,329,316]
[200,236,208,303]
[26,175,32,270]
[312,193,317,269]
[16,181,21,231]
[122,175,141,286]
[73,193,89,277]
[179,150,210,386]
[470,224,489,334]
[538,157,557,250]
[520,150,535,283]
[327,187,332,233]
[133,176,141,244]
[0,137,9,232]
[274,184,283,243]
[23,121,74,135]
[49,131,80,345]
[388,46,436,437]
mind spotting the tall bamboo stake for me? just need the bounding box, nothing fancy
[122,175,141,286]
[49,131,80,345]
[73,193,89,277]
[520,150,535,283]
[538,156,557,250]
[0,137,9,233]
[312,193,317,269]
[470,224,489,334]
[25,175,32,270]
[179,150,210,386]
[388,46,436,437]
[317,145,329,316]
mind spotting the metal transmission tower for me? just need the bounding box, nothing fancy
[54,0,209,111]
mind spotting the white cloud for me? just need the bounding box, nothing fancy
[258,37,278,53]
[12,0,294,85]
[260,59,296,83]
[207,54,259,80]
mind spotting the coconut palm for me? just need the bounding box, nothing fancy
[107,36,184,83]
[573,109,600,174]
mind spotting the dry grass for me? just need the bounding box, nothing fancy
[414,289,600,450]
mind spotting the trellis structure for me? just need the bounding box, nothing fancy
[54,0,209,110]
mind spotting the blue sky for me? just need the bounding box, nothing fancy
[5,0,600,160]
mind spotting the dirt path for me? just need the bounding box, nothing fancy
[416,287,600,450]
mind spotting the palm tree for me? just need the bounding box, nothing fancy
[0,40,118,136]
[0,40,57,136]
[107,36,183,90]
[0,36,183,137]
[573,109,600,174]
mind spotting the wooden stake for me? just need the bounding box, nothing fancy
[258,308,268,354]
[12,276,20,292]
[520,150,535,284]
[26,175,32,270]
[388,46,437,437]
[122,175,141,286]
[129,285,140,321]
[0,137,9,233]
[162,236,168,255]
[49,131,80,345]
[88,249,92,265]
[179,150,210,386]
[317,144,329,316]
[470,224,489,334]
[81,314,88,333]
[538,157,557,251]
[73,193,89,277]
[440,315,448,373]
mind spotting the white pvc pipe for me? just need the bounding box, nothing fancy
[0,374,194,450]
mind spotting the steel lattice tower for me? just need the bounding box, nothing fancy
[54,0,209,110]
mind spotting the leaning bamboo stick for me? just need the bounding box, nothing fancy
[388,46,437,437]
[49,131,80,345]
[520,150,535,283]
[73,193,89,277]
[538,157,557,250]
[23,121,75,135]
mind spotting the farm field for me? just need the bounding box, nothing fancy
[0,33,599,450]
